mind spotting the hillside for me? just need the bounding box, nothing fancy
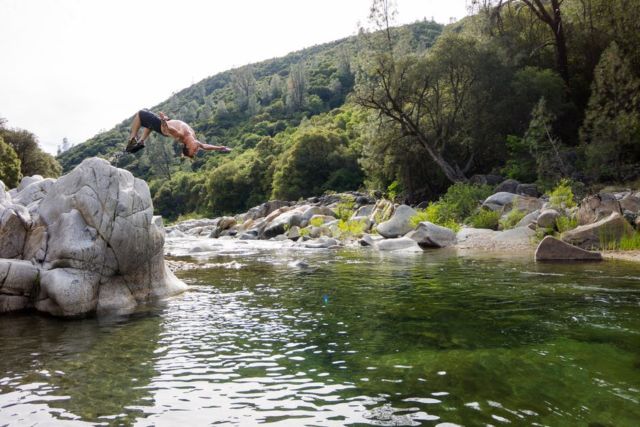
[57,20,443,177]
[56,1,640,223]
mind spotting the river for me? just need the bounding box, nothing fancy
[1,238,639,426]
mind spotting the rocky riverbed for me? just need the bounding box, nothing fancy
[166,178,640,263]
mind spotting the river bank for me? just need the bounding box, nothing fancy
[166,180,640,264]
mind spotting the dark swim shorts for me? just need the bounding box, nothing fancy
[138,109,163,135]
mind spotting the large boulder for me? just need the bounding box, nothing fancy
[375,237,423,252]
[537,209,561,229]
[407,222,456,248]
[576,193,622,225]
[619,193,640,214]
[516,210,540,228]
[0,202,31,259]
[535,236,602,262]
[262,208,305,238]
[0,158,186,317]
[495,179,520,194]
[302,206,336,222]
[12,178,56,208]
[562,212,633,249]
[482,192,518,211]
[376,205,417,238]
[244,200,293,221]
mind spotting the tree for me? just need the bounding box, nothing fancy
[232,67,257,112]
[581,42,640,181]
[355,4,485,183]
[1,128,61,178]
[269,74,284,101]
[523,97,570,185]
[0,136,21,188]
[480,0,570,85]
[286,63,307,112]
[271,129,361,200]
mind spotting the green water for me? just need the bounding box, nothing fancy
[1,242,639,426]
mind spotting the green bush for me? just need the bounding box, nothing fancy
[334,195,356,221]
[466,209,501,230]
[556,216,578,233]
[411,183,493,230]
[499,209,526,230]
[309,217,326,227]
[547,179,576,209]
[335,219,368,239]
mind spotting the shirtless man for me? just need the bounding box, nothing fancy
[126,109,231,157]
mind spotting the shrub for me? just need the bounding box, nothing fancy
[499,209,526,230]
[335,219,368,239]
[466,209,501,230]
[556,216,578,233]
[309,217,326,227]
[334,195,356,221]
[547,179,576,209]
[410,183,493,230]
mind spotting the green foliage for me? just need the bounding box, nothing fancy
[547,179,576,209]
[0,136,21,188]
[47,8,640,223]
[334,219,368,239]
[334,195,356,221]
[309,217,325,228]
[151,172,207,221]
[386,180,401,201]
[581,42,640,182]
[439,183,493,222]
[466,209,501,230]
[502,135,537,182]
[410,207,461,232]
[556,216,578,234]
[410,183,491,231]
[499,209,525,230]
[522,98,570,187]
[617,232,640,251]
[1,128,61,178]
[271,128,362,200]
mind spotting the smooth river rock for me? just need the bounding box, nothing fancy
[535,236,602,262]
[0,158,187,317]
[562,212,633,250]
[376,205,418,238]
[407,222,456,248]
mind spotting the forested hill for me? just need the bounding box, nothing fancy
[56,20,443,175]
[56,1,640,223]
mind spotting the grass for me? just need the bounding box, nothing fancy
[309,217,326,227]
[601,230,640,251]
[466,209,501,230]
[556,216,578,233]
[334,219,368,239]
[410,207,461,232]
[499,209,526,230]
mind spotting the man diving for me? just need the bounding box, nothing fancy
[126,109,231,158]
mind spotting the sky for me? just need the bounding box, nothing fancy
[0,0,469,154]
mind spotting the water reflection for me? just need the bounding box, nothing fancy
[0,240,639,426]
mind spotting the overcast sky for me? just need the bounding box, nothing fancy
[0,0,469,154]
